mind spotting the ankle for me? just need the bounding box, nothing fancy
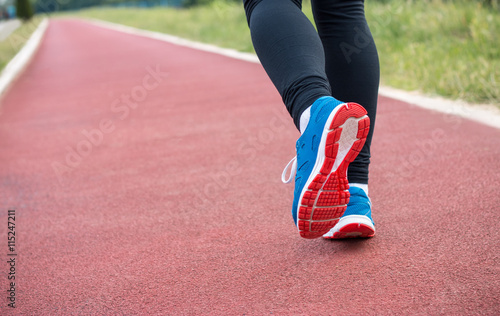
[299,106,311,134]
[350,183,369,196]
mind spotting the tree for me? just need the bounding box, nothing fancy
[16,0,34,21]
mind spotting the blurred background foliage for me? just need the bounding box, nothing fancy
[2,0,498,105]
[29,0,499,12]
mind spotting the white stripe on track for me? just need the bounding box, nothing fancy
[0,18,48,98]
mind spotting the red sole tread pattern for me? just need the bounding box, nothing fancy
[298,103,369,239]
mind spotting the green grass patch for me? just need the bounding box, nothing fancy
[64,1,498,105]
[0,17,44,70]
[364,0,499,105]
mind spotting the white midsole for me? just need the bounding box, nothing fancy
[322,215,375,237]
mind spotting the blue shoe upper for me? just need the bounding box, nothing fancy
[291,96,343,225]
[343,186,374,225]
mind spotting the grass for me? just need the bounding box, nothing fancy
[0,17,44,70]
[364,0,499,105]
[4,1,500,105]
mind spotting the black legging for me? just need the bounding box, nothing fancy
[244,0,379,184]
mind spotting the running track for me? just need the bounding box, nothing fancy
[1,19,499,315]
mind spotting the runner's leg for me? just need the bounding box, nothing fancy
[244,0,331,129]
[312,0,380,184]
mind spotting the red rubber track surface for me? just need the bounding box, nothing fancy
[0,19,499,314]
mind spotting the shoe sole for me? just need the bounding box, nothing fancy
[322,215,375,239]
[297,103,370,239]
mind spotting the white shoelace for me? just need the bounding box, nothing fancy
[281,156,297,184]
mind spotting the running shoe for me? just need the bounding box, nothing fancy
[322,186,375,239]
[282,96,370,239]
